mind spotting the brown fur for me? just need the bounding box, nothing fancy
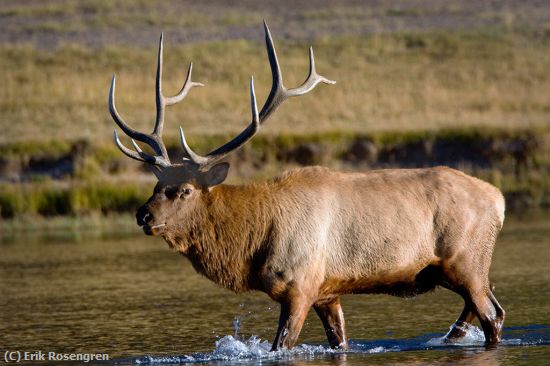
[138,165,506,350]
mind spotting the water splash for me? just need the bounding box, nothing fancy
[233,317,240,338]
[364,346,386,354]
[213,335,271,359]
[427,324,486,346]
[131,324,550,364]
[134,335,345,364]
[208,335,351,359]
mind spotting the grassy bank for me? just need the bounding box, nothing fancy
[0,128,548,221]
[0,181,151,218]
[0,28,548,144]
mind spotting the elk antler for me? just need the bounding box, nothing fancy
[109,33,203,169]
[180,21,335,167]
[110,22,335,172]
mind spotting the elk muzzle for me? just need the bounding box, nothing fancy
[136,204,165,236]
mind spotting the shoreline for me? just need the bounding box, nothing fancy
[1,128,548,218]
[1,210,548,242]
[0,213,139,242]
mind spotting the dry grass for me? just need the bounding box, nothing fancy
[0,28,548,146]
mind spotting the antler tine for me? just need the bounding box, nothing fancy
[113,130,172,168]
[165,63,204,106]
[154,33,204,160]
[154,34,204,133]
[285,46,336,97]
[109,75,164,154]
[113,130,147,162]
[263,21,283,92]
[259,21,335,121]
[258,20,285,122]
[179,126,209,165]
[166,64,204,163]
[130,138,171,167]
[154,32,166,137]
[112,130,157,165]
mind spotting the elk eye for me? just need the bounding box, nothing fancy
[179,187,193,199]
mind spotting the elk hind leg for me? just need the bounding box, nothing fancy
[470,290,503,346]
[314,297,348,350]
[440,261,504,344]
[488,287,505,340]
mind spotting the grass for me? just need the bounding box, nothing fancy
[0,1,258,35]
[0,28,548,144]
[0,158,547,219]
[0,3,75,17]
[0,126,548,219]
[0,181,152,219]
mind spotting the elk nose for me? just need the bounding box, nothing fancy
[136,205,153,226]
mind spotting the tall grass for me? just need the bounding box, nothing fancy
[0,29,548,145]
[0,182,151,218]
[0,126,548,218]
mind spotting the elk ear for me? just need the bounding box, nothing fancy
[202,162,229,187]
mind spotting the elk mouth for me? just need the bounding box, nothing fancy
[142,223,166,236]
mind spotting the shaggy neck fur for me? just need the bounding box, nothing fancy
[164,183,275,293]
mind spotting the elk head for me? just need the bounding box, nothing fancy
[108,22,335,236]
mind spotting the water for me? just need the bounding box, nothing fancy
[1,217,549,365]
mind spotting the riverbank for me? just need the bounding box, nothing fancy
[0,128,548,222]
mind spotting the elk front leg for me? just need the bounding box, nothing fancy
[271,298,310,351]
[314,297,348,350]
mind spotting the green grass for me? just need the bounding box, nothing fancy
[0,181,152,219]
[0,157,547,219]
[0,28,548,145]
[0,126,547,218]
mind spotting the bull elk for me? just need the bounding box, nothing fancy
[108,22,505,350]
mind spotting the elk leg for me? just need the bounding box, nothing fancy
[271,298,310,351]
[444,302,476,342]
[471,292,502,345]
[488,289,505,340]
[314,297,348,350]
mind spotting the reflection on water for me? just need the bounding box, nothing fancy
[0,217,549,365]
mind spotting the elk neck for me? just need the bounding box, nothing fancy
[166,182,275,293]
